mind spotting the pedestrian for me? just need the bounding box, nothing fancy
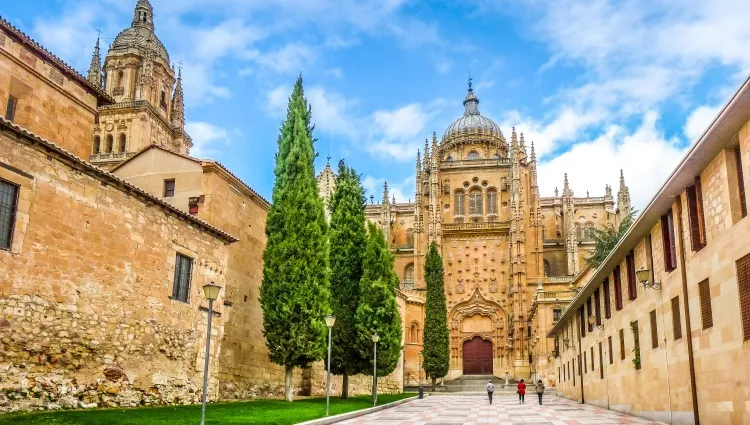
[517,379,526,404]
[535,379,545,405]
[487,380,495,404]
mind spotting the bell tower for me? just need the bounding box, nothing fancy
[89,0,192,169]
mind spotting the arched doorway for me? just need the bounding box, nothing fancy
[462,336,493,375]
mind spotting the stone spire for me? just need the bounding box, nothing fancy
[416,149,421,174]
[132,0,155,31]
[463,79,480,116]
[87,35,102,88]
[617,169,631,216]
[431,132,439,163]
[382,181,389,204]
[423,139,430,171]
[171,67,185,129]
[563,173,571,197]
[530,141,536,162]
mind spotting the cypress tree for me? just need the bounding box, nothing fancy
[328,160,368,398]
[260,76,330,402]
[355,222,402,393]
[422,241,449,391]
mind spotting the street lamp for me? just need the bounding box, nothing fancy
[324,315,336,416]
[636,268,661,290]
[371,333,380,407]
[418,351,423,399]
[587,315,603,330]
[200,282,221,425]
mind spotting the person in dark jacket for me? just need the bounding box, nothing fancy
[487,380,495,404]
[517,379,526,403]
[535,380,545,405]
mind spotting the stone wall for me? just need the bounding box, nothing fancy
[0,27,100,161]
[0,127,232,412]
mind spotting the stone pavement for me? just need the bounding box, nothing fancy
[336,394,666,424]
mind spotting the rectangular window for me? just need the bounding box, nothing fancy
[0,180,19,250]
[603,279,612,319]
[587,298,593,332]
[614,266,623,310]
[633,321,641,370]
[579,307,586,338]
[594,288,602,325]
[735,145,747,219]
[687,176,707,251]
[172,253,193,303]
[646,234,655,285]
[626,251,637,300]
[5,96,17,121]
[590,346,594,371]
[608,336,613,365]
[672,296,682,340]
[699,279,713,329]
[599,342,604,379]
[738,253,750,340]
[164,179,176,197]
[583,351,587,373]
[573,358,576,386]
[553,308,562,322]
[662,210,678,272]
[619,328,625,360]
[559,367,561,382]
[650,310,658,349]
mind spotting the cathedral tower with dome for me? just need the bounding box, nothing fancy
[86,0,191,170]
[321,82,632,383]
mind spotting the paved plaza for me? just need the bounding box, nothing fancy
[338,395,666,425]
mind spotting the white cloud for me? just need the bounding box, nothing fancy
[325,67,344,78]
[185,121,232,158]
[537,111,688,209]
[684,105,721,142]
[246,43,318,74]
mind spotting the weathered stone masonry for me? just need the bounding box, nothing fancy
[0,120,236,411]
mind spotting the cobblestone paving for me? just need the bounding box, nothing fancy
[337,394,666,425]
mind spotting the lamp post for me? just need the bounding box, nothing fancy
[636,268,661,290]
[200,282,221,425]
[371,333,379,407]
[587,315,603,330]
[418,351,423,398]
[324,315,336,416]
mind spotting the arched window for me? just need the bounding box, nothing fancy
[454,191,465,217]
[486,189,497,215]
[404,264,414,283]
[160,88,167,108]
[467,150,480,160]
[544,259,551,277]
[469,189,483,216]
[446,156,453,161]
[118,134,127,153]
[105,134,114,153]
[583,222,595,240]
[409,322,421,344]
[92,136,101,154]
[406,229,414,247]
[116,71,124,88]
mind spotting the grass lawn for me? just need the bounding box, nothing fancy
[0,393,415,425]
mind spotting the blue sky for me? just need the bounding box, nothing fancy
[3,0,749,208]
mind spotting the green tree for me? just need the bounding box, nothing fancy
[260,76,330,402]
[422,242,449,391]
[328,160,368,398]
[355,222,402,396]
[584,210,637,269]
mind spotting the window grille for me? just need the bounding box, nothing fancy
[172,253,193,303]
[735,254,750,340]
[650,310,658,349]
[672,296,682,340]
[699,279,713,329]
[0,180,19,250]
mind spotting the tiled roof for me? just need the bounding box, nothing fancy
[0,16,114,104]
[0,117,238,244]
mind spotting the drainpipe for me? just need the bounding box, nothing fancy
[675,196,700,425]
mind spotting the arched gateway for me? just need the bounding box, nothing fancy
[462,336,493,375]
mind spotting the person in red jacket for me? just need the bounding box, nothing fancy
[517,379,526,404]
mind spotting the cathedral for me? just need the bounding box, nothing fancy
[320,82,631,382]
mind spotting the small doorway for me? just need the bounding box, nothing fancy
[462,336,493,375]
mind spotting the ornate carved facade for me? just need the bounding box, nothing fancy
[320,83,631,381]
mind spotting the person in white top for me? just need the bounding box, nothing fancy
[487,380,495,404]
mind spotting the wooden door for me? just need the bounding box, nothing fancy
[462,336,493,375]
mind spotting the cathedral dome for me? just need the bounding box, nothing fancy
[442,85,502,142]
[109,0,169,64]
